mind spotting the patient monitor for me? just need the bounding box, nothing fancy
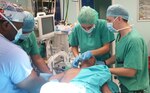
[35,14,55,41]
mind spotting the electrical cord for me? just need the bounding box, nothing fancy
[64,0,69,25]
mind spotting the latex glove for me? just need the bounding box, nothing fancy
[81,51,92,60]
[72,55,82,68]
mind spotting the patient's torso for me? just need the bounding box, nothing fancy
[60,68,81,83]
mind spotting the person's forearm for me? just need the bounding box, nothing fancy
[17,70,46,93]
[36,60,51,73]
[31,55,51,73]
[91,43,110,56]
[101,83,112,93]
[71,46,79,57]
[49,72,65,81]
[105,55,116,65]
[109,68,137,77]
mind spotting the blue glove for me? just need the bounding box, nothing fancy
[81,51,92,60]
[72,55,82,68]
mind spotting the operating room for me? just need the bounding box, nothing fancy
[0,0,150,93]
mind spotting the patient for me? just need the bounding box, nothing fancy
[40,56,113,93]
[50,56,96,82]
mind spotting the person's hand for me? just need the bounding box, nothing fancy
[81,51,92,60]
[72,55,82,68]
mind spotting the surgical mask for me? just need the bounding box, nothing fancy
[81,25,95,34]
[107,20,133,33]
[107,17,118,33]
[12,28,22,43]
[107,23,117,33]
[0,13,22,43]
[19,33,30,40]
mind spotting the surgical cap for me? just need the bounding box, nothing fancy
[106,4,129,20]
[22,11,35,33]
[0,1,25,22]
[78,6,98,25]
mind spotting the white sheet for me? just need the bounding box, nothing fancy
[40,82,86,93]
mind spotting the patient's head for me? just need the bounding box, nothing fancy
[80,56,96,68]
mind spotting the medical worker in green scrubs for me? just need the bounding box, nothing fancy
[69,6,114,67]
[105,4,149,93]
[16,11,51,74]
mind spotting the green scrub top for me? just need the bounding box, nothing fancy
[16,31,40,56]
[69,19,114,61]
[115,28,149,92]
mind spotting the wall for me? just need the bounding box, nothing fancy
[112,0,150,47]
[94,0,111,19]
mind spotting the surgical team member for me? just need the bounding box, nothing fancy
[69,6,114,66]
[105,4,149,92]
[15,11,51,74]
[0,1,46,93]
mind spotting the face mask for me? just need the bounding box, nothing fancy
[20,33,30,40]
[107,17,118,33]
[12,29,22,43]
[82,25,95,34]
[107,20,133,33]
[107,23,117,33]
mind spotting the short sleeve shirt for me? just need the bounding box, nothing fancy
[115,29,149,91]
[0,36,33,93]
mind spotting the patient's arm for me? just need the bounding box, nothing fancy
[49,68,80,83]
[101,83,112,93]
[49,72,65,81]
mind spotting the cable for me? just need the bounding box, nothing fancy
[63,0,65,20]
[64,0,69,25]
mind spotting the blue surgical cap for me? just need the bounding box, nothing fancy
[22,11,35,33]
[78,6,98,25]
[106,4,129,20]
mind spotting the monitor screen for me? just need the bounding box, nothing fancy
[41,16,54,35]
[37,14,55,40]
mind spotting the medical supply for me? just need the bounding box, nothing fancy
[78,6,98,24]
[47,51,70,74]
[56,25,72,33]
[106,4,129,20]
